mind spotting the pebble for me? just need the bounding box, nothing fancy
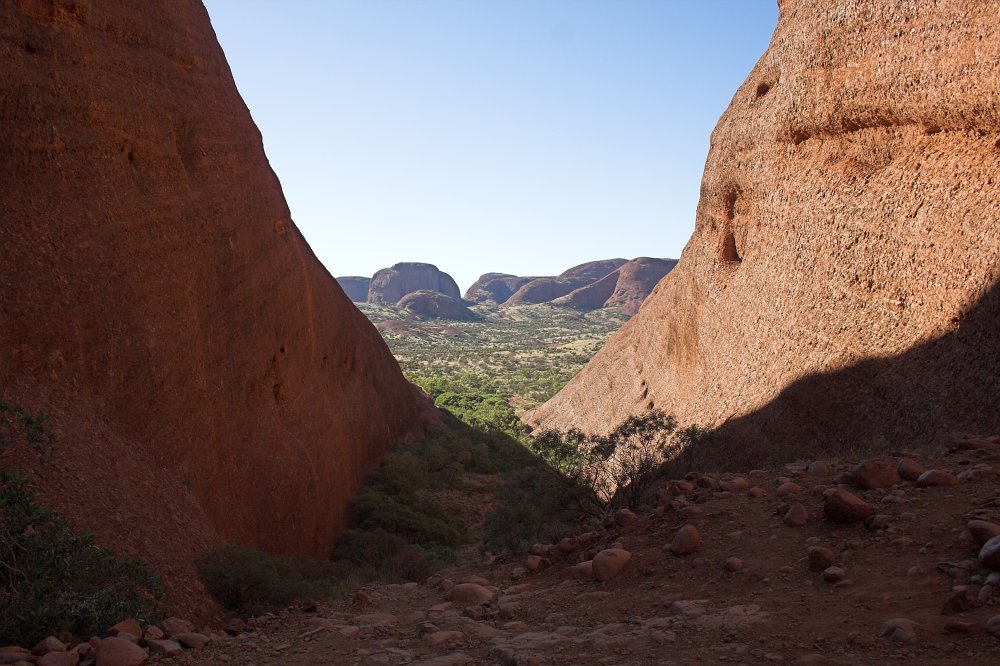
[783,503,809,527]
[879,618,918,644]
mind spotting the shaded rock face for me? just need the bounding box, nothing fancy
[368,262,461,305]
[336,276,371,302]
[463,273,534,305]
[0,0,430,615]
[398,291,477,321]
[529,1,1000,455]
[554,257,677,315]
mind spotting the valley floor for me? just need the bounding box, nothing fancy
[173,448,1000,665]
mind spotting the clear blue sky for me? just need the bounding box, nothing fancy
[204,0,778,293]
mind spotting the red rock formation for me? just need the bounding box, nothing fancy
[463,273,534,305]
[558,259,627,282]
[506,277,591,305]
[368,263,462,305]
[336,276,371,302]
[0,0,430,616]
[603,257,677,315]
[554,257,676,314]
[398,291,477,321]
[529,1,1000,457]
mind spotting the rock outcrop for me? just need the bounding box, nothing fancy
[558,259,628,282]
[368,263,462,305]
[0,0,430,616]
[398,291,477,321]
[463,273,534,305]
[553,257,677,315]
[336,276,371,302]
[529,1,1000,459]
[506,277,591,306]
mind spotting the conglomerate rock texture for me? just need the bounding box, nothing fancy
[529,0,1000,459]
[0,0,430,615]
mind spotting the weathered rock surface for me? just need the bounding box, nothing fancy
[506,277,592,306]
[527,1,1000,460]
[368,263,462,305]
[463,273,534,305]
[398,291,477,321]
[0,0,430,618]
[335,276,371,302]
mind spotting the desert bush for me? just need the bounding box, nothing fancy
[528,410,680,511]
[196,545,357,617]
[0,401,57,460]
[0,469,164,646]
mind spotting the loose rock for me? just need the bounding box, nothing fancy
[592,548,631,582]
[824,489,871,523]
[669,524,702,556]
[851,459,901,490]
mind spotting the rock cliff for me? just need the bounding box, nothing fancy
[529,0,1000,457]
[0,0,430,616]
[336,276,371,302]
[368,262,462,305]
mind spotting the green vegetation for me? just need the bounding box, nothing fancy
[0,469,164,646]
[195,545,359,617]
[0,403,164,646]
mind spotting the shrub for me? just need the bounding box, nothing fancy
[0,469,164,646]
[196,545,357,617]
[0,402,57,461]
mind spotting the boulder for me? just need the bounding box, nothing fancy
[94,637,147,666]
[916,469,959,487]
[850,459,901,490]
[592,548,631,582]
[448,583,494,606]
[968,520,1000,547]
[980,535,1000,570]
[897,458,925,482]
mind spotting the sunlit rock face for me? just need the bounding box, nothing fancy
[528,0,1000,456]
[0,0,431,614]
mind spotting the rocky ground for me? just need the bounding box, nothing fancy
[10,442,1000,666]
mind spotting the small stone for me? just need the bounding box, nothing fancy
[808,547,838,571]
[943,621,981,634]
[987,615,1000,638]
[916,470,959,487]
[969,521,1000,547]
[592,548,631,582]
[896,457,924,482]
[571,560,594,580]
[174,633,210,649]
[866,514,893,529]
[823,489,871,523]
[671,479,695,494]
[783,503,809,527]
[557,537,576,553]
[850,458,901,490]
[725,557,744,572]
[33,638,67,656]
[719,477,749,492]
[159,618,193,636]
[615,509,640,526]
[776,482,802,498]
[748,487,767,498]
[145,641,182,658]
[423,631,463,647]
[822,566,847,582]
[38,652,79,666]
[141,626,163,642]
[805,461,831,476]
[529,544,553,557]
[108,621,141,641]
[525,555,545,572]
[879,618,918,644]
[448,583,494,606]
[669,524,702,556]
[94,637,147,666]
[980,535,1000,570]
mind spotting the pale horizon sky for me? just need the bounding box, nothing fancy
[204,0,779,293]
